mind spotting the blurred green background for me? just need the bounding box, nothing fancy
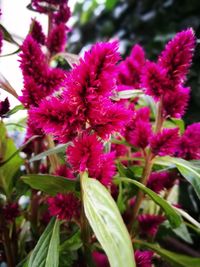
[68,0,200,123]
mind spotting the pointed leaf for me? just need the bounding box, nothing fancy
[21,174,76,196]
[81,172,135,267]
[135,240,200,267]
[117,178,182,228]
[28,217,60,267]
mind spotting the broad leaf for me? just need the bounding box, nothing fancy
[117,178,181,228]
[135,240,200,267]
[21,174,76,196]
[4,104,24,117]
[28,217,60,267]
[155,157,200,199]
[29,143,69,162]
[60,230,82,252]
[81,172,135,267]
[0,24,19,45]
[0,122,23,196]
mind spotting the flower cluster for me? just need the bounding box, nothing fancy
[67,134,116,186]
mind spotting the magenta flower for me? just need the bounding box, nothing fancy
[30,96,84,143]
[158,28,195,89]
[47,23,67,55]
[31,0,67,13]
[48,193,80,221]
[54,165,75,180]
[134,250,153,267]
[0,97,10,118]
[142,61,167,99]
[92,252,110,267]
[147,171,178,193]
[138,214,165,237]
[150,128,179,156]
[67,134,116,186]
[125,107,152,148]
[53,2,71,25]
[88,101,133,139]
[162,86,190,118]
[30,19,46,45]
[117,44,146,90]
[3,203,20,222]
[178,123,200,160]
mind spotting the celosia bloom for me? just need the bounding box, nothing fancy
[67,134,116,186]
[117,44,146,90]
[147,171,178,193]
[53,2,71,24]
[92,252,110,267]
[150,128,179,156]
[125,107,152,148]
[142,61,167,99]
[178,123,200,160]
[54,165,75,180]
[19,35,65,107]
[138,214,165,237]
[31,0,67,13]
[47,23,67,55]
[48,193,80,221]
[134,250,153,267]
[0,97,10,117]
[158,28,195,89]
[3,203,20,222]
[30,19,46,45]
[162,86,190,118]
[30,96,84,142]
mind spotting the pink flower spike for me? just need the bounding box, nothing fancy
[134,250,153,267]
[54,165,75,180]
[92,252,110,267]
[158,28,195,88]
[30,19,46,45]
[147,171,178,193]
[150,128,179,156]
[47,23,67,55]
[162,86,190,118]
[178,123,200,160]
[117,44,146,89]
[138,214,165,237]
[142,61,167,100]
[48,193,80,221]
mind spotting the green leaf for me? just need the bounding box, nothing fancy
[60,230,82,252]
[155,157,200,199]
[4,104,24,117]
[0,122,23,196]
[0,24,19,46]
[135,240,200,267]
[29,143,69,162]
[117,178,181,228]
[105,0,118,10]
[81,172,135,267]
[28,217,60,267]
[21,174,76,196]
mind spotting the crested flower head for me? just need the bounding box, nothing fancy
[92,252,110,267]
[134,250,153,267]
[117,44,146,90]
[0,97,10,118]
[30,19,46,45]
[147,171,178,193]
[47,23,67,55]
[48,193,80,221]
[88,101,133,139]
[125,107,152,148]
[158,28,195,89]
[178,123,200,160]
[30,96,85,143]
[54,165,75,180]
[31,0,67,13]
[142,61,167,99]
[67,133,116,186]
[3,202,20,222]
[53,2,71,24]
[150,128,179,156]
[138,214,165,237]
[162,86,190,118]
